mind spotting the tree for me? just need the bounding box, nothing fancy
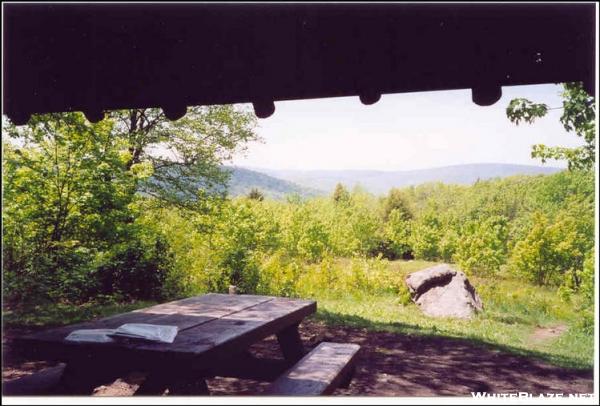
[2,106,259,302]
[454,215,508,275]
[3,113,137,302]
[332,183,350,204]
[109,105,258,209]
[382,188,412,221]
[383,208,412,258]
[506,82,595,171]
[509,197,593,287]
[410,202,442,261]
[247,188,265,201]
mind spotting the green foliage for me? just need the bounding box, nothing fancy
[509,196,593,287]
[454,215,508,275]
[2,113,136,303]
[247,187,265,201]
[96,236,173,301]
[383,208,412,258]
[3,300,155,329]
[410,203,442,260]
[579,250,595,307]
[381,188,412,221]
[2,106,258,304]
[332,183,351,204]
[110,106,258,209]
[506,98,549,124]
[506,82,595,171]
[3,103,595,373]
[397,282,413,306]
[210,199,280,292]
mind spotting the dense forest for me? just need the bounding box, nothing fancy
[2,83,596,347]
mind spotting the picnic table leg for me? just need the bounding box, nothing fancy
[338,365,356,389]
[276,322,305,362]
[54,357,125,395]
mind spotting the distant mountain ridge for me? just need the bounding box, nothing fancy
[252,163,563,195]
[146,164,563,200]
[142,165,323,201]
[225,166,323,199]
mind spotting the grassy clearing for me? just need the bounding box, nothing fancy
[2,259,593,370]
[308,260,594,369]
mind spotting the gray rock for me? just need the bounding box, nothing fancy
[405,264,483,319]
[405,264,456,300]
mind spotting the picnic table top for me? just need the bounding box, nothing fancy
[20,293,316,367]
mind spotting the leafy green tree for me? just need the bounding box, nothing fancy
[454,215,508,275]
[210,199,280,293]
[509,197,593,287]
[410,202,442,261]
[2,106,258,303]
[3,114,136,302]
[509,212,557,285]
[382,188,412,222]
[332,183,351,204]
[383,208,412,258]
[506,82,595,170]
[109,106,258,209]
[247,188,265,201]
[579,250,595,306]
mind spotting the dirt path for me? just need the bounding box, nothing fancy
[3,320,593,397]
[529,324,568,345]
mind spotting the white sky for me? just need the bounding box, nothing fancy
[231,83,584,171]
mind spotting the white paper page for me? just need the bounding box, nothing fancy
[65,329,116,343]
[109,323,178,344]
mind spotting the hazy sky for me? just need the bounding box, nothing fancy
[231,83,584,171]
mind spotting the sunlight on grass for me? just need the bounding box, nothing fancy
[308,260,593,370]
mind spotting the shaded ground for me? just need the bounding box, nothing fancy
[2,319,593,397]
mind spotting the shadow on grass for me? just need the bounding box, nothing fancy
[302,309,594,396]
[311,309,592,370]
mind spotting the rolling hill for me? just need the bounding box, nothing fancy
[254,163,563,195]
[225,167,323,199]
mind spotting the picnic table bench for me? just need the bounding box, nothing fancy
[6,293,360,396]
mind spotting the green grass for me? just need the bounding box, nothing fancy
[3,300,155,330]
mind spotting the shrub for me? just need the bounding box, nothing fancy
[454,215,508,275]
[383,209,412,259]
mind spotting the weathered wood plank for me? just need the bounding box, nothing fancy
[133,293,274,319]
[21,294,275,343]
[130,297,316,363]
[264,342,360,396]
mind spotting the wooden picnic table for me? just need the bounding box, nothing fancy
[16,293,316,395]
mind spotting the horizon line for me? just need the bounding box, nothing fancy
[229,162,566,173]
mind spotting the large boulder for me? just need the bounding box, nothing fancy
[405,264,483,319]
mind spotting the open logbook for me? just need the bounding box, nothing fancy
[65,323,178,344]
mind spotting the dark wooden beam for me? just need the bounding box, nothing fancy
[3,3,595,125]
